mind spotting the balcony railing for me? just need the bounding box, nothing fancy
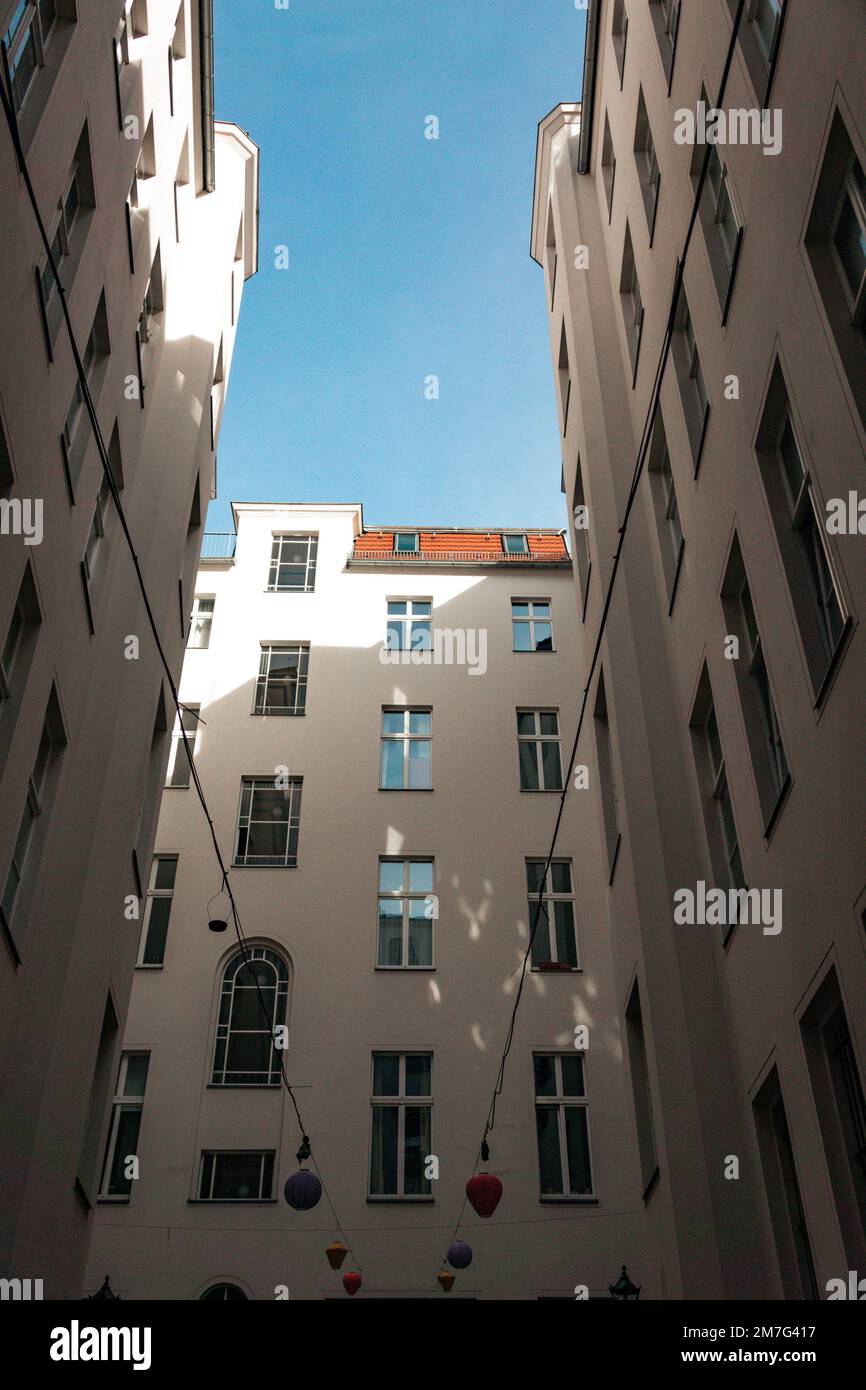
[201,533,237,560]
[349,548,566,563]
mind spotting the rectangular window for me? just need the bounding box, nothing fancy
[649,0,680,90]
[253,643,309,715]
[721,539,789,828]
[198,1151,275,1202]
[689,669,747,928]
[755,364,848,701]
[647,409,684,605]
[165,704,199,788]
[2,0,59,115]
[593,672,620,879]
[0,562,40,709]
[377,859,434,968]
[625,983,659,1197]
[572,461,592,616]
[620,222,644,379]
[267,534,318,592]
[369,1053,433,1197]
[394,532,419,554]
[37,124,95,350]
[533,1054,593,1196]
[634,88,660,241]
[527,860,578,970]
[137,855,177,967]
[503,533,528,555]
[545,202,557,308]
[386,598,431,652]
[752,1066,818,1299]
[234,776,302,867]
[61,291,110,495]
[512,598,553,652]
[99,1052,149,1199]
[187,596,214,649]
[76,994,118,1206]
[82,473,113,598]
[601,113,616,221]
[752,0,784,63]
[690,89,744,321]
[133,688,168,894]
[671,292,710,473]
[611,0,628,85]
[380,708,432,790]
[557,321,571,434]
[0,685,65,948]
[518,710,562,791]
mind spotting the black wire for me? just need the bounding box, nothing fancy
[445,0,749,1263]
[0,62,360,1271]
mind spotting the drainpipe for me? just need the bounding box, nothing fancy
[577,0,602,175]
[199,0,215,192]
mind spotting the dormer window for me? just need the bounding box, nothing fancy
[503,534,528,555]
[394,533,419,554]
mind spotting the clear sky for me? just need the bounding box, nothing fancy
[210,0,587,532]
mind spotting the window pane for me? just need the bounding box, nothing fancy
[533,602,551,618]
[564,1108,593,1193]
[124,1054,150,1097]
[142,898,171,965]
[370,1106,399,1193]
[534,623,553,651]
[541,740,562,789]
[517,711,536,736]
[405,1054,431,1096]
[408,711,431,735]
[526,860,545,895]
[372,1054,399,1096]
[834,193,866,299]
[519,739,539,791]
[225,1032,273,1077]
[377,900,403,966]
[211,1152,265,1200]
[408,861,433,894]
[408,740,431,789]
[535,1105,563,1194]
[387,601,407,616]
[382,710,405,734]
[378,860,404,893]
[412,602,431,616]
[560,1055,585,1097]
[410,621,431,651]
[539,712,558,736]
[534,1054,557,1097]
[106,1109,142,1196]
[530,901,551,965]
[550,862,572,894]
[408,902,433,966]
[404,1105,432,1193]
[511,602,530,617]
[380,739,404,789]
[512,621,532,652]
[153,857,177,890]
[555,902,577,966]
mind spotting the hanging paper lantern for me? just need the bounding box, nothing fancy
[466,1173,502,1218]
[283,1169,322,1211]
[326,1241,348,1270]
[447,1241,473,1269]
[437,1269,456,1293]
[208,918,228,933]
[342,1272,362,1296]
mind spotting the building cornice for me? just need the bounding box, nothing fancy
[530,103,581,265]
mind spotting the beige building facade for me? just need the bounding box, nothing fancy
[87,503,652,1300]
[0,0,257,1296]
[531,0,866,1297]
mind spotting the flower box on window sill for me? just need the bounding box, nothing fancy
[535,961,575,973]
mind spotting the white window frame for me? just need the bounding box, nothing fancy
[253,643,309,716]
[3,0,59,115]
[197,1150,275,1202]
[517,709,563,792]
[533,1053,594,1198]
[503,533,528,555]
[233,775,303,867]
[187,595,214,650]
[211,946,289,1086]
[527,859,579,970]
[385,597,432,652]
[369,1052,433,1199]
[99,1051,149,1200]
[267,533,318,593]
[703,703,747,895]
[736,573,788,797]
[393,531,420,554]
[136,854,178,967]
[376,858,435,969]
[82,474,112,589]
[829,151,866,325]
[511,598,554,652]
[380,707,432,790]
[750,0,784,64]
[164,703,199,788]
[1,707,58,926]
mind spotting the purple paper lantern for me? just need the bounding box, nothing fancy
[284,1169,322,1211]
[447,1241,473,1270]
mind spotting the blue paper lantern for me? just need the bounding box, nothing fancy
[284,1169,322,1211]
[447,1241,473,1270]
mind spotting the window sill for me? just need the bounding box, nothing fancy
[251,710,306,718]
[608,833,622,885]
[231,863,298,870]
[539,1195,598,1204]
[532,965,582,974]
[187,1199,278,1205]
[366,1196,435,1204]
[97,1196,131,1205]
[762,773,793,843]
[374,965,436,972]
[519,788,564,794]
[642,1166,661,1205]
[811,614,854,717]
[134,963,164,971]
[512,649,557,655]
[378,787,434,793]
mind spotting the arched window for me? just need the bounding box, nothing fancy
[212,947,289,1086]
[200,1283,247,1301]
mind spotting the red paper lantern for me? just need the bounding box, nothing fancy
[466,1173,503,1218]
[342,1271,362,1296]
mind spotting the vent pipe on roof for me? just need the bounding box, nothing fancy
[577,0,601,175]
[199,0,215,193]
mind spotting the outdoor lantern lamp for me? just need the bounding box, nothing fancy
[609,1265,641,1300]
[206,889,229,934]
[86,1276,120,1300]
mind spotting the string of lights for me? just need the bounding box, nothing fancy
[440,0,748,1279]
[0,68,361,1275]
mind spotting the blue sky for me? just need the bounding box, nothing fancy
[210,0,586,532]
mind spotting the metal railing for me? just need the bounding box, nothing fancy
[201,533,237,560]
[349,548,559,563]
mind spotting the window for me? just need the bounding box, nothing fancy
[267,534,318,592]
[649,0,680,90]
[254,643,309,715]
[81,473,113,618]
[611,0,628,85]
[2,0,60,115]
[752,1067,818,1300]
[168,1,185,114]
[99,1052,149,1199]
[527,860,578,969]
[751,0,784,63]
[601,113,616,221]
[377,859,434,968]
[671,292,710,472]
[634,89,660,242]
[37,124,95,351]
[533,1054,593,1197]
[625,983,659,1198]
[234,777,303,867]
[380,708,431,790]
[61,291,110,495]
[572,461,592,616]
[690,89,744,321]
[512,598,553,652]
[647,410,684,605]
[620,222,644,379]
[545,201,557,307]
[179,482,201,635]
[557,321,571,434]
[201,1285,246,1301]
[729,0,786,101]
[804,113,866,432]
[198,1151,275,1202]
[187,596,214,649]
[132,688,168,894]
[386,599,432,652]
[0,413,12,493]
[394,532,419,554]
[212,947,289,1086]
[137,855,177,966]
[369,1053,433,1198]
[76,994,118,1206]
[801,971,866,1270]
[165,704,199,788]
[518,710,562,791]
[722,541,789,827]
[0,562,40,708]
[755,364,848,700]
[690,672,747,918]
[138,243,164,348]
[0,685,65,948]
[503,533,528,555]
[593,672,620,879]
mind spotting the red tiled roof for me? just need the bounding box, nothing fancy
[352,530,568,562]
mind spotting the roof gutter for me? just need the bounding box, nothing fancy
[199,0,215,192]
[577,0,601,175]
